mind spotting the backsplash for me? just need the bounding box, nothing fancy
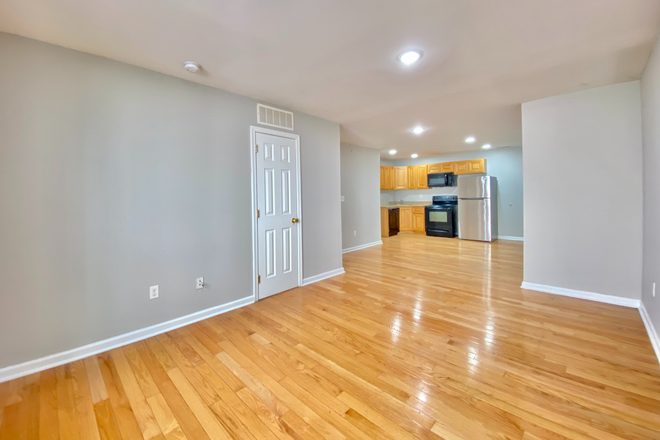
[381,187,458,203]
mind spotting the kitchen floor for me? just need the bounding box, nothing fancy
[1,234,658,439]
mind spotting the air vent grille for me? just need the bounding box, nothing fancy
[257,104,294,130]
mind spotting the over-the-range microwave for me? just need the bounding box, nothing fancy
[427,172,457,187]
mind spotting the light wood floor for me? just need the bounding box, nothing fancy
[1,234,659,439]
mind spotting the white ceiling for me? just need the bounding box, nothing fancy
[1,0,659,158]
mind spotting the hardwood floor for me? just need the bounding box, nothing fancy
[1,233,659,439]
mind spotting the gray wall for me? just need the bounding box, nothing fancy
[522,82,643,299]
[641,34,660,333]
[382,146,524,238]
[0,33,342,369]
[340,143,381,250]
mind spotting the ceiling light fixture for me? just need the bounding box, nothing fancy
[389,149,397,155]
[411,154,419,158]
[412,126,425,135]
[482,144,492,149]
[399,50,422,65]
[183,61,202,73]
[465,136,476,143]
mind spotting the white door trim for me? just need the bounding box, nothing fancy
[250,126,303,301]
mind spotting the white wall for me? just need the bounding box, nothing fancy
[382,146,524,238]
[641,32,660,339]
[340,143,381,251]
[522,81,643,300]
[0,33,342,369]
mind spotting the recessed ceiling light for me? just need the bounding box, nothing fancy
[389,149,397,155]
[482,144,492,149]
[183,61,201,73]
[465,136,476,143]
[399,50,421,65]
[411,154,419,158]
[412,126,425,135]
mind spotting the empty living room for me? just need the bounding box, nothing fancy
[1,1,660,439]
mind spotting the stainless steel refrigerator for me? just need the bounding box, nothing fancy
[457,175,498,242]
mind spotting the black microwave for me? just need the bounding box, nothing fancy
[427,172,456,187]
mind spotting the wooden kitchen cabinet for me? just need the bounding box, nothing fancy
[407,165,429,189]
[399,207,414,231]
[380,166,395,190]
[413,207,425,233]
[407,166,416,189]
[429,162,456,173]
[454,159,487,175]
[381,159,486,190]
[440,162,457,173]
[380,207,389,237]
[454,161,469,175]
[416,165,428,189]
[394,167,408,190]
[467,158,486,174]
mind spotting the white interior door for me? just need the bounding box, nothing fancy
[256,131,300,299]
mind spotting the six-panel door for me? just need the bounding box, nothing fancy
[256,132,299,299]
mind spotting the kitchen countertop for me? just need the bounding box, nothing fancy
[381,202,431,208]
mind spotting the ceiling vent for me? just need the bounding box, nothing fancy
[257,104,294,131]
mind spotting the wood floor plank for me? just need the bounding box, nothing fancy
[110,348,162,440]
[97,353,144,440]
[2,234,659,439]
[135,341,211,440]
[39,369,58,440]
[146,393,188,440]
[70,361,100,440]
[92,399,122,440]
[55,366,79,440]
[167,368,232,440]
[83,357,108,405]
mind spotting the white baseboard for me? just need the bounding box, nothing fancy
[520,282,640,308]
[342,240,383,254]
[302,268,345,286]
[498,236,524,242]
[0,295,254,384]
[639,302,660,365]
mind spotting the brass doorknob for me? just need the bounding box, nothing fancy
[291,218,299,224]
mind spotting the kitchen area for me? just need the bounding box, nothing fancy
[380,158,498,242]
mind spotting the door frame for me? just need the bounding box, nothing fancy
[250,126,303,302]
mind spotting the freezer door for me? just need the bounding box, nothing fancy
[458,175,491,199]
[458,198,493,241]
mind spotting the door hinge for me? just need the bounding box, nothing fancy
[258,275,261,284]
[255,144,258,153]
[257,209,260,218]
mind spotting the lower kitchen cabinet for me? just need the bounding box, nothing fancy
[413,207,425,233]
[399,207,414,232]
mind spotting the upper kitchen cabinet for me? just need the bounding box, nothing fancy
[381,159,486,190]
[454,159,487,175]
[467,159,486,174]
[407,165,429,189]
[380,166,395,190]
[429,162,456,174]
[394,167,408,189]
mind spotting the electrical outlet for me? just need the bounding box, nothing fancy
[653,282,656,298]
[354,231,357,236]
[149,285,159,300]
[196,277,204,290]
